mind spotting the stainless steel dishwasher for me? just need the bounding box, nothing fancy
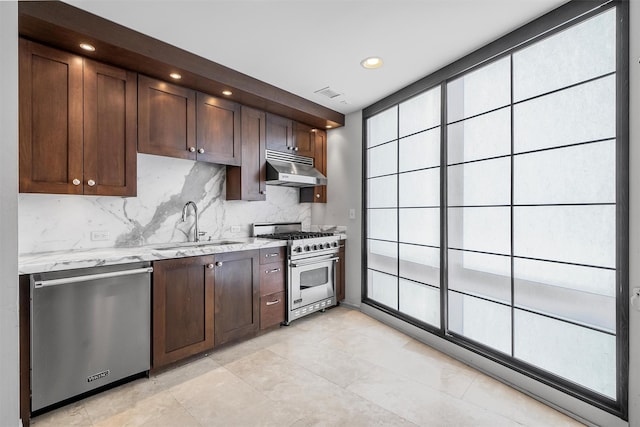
[30,262,152,412]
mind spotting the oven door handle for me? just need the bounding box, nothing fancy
[290,256,339,268]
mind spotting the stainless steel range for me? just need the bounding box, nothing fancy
[253,222,339,324]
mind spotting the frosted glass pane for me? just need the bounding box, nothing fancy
[514,261,615,332]
[448,157,510,206]
[449,249,511,304]
[368,270,398,309]
[399,86,441,137]
[449,292,511,354]
[514,75,615,153]
[448,207,510,255]
[514,140,615,205]
[368,239,397,275]
[399,244,440,287]
[514,310,616,398]
[399,279,440,327]
[513,9,616,101]
[368,175,397,208]
[399,169,440,207]
[399,208,439,246]
[368,141,397,178]
[367,106,397,148]
[447,57,511,122]
[447,107,511,164]
[399,128,440,172]
[513,205,615,268]
[514,258,615,297]
[368,209,397,242]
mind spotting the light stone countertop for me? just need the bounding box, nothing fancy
[18,238,287,275]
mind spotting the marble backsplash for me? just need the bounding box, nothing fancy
[19,153,311,254]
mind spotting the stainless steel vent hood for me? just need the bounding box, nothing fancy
[265,150,327,188]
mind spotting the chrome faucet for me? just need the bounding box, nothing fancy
[181,201,200,242]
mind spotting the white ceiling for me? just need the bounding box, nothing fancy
[66,0,568,115]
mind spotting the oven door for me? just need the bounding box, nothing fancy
[289,254,338,310]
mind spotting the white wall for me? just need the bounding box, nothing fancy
[312,111,363,307]
[0,1,20,425]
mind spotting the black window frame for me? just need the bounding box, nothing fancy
[361,0,629,419]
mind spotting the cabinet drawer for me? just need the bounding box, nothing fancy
[259,247,286,265]
[260,262,285,296]
[260,291,285,330]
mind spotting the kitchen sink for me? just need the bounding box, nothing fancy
[150,240,243,250]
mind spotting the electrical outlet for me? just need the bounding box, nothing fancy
[90,231,109,241]
[349,209,356,220]
[230,225,241,233]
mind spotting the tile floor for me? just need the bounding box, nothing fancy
[31,306,584,427]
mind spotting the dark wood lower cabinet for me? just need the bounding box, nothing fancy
[152,256,215,369]
[214,250,260,346]
[337,240,346,302]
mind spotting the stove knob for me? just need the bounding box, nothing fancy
[324,243,331,249]
[312,244,318,251]
[332,242,339,247]
[304,245,311,252]
[294,246,302,253]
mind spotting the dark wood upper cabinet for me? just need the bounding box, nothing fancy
[138,75,197,160]
[293,122,315,158]
[196,93,241,166]
[152,256,215,370]
[265,113,294,153]
[19,39,136,196]
[214,250,260,346]
[83,60,137,196]
[226,106,266,201]
[139,75,241,166]
[300,129,327,203]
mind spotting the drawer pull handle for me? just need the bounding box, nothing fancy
[266,299,280,306]
[265,268,281,274]
[265,253,278,258]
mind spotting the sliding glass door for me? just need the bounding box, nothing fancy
[363,1,626,415]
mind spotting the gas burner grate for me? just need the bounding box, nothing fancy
[257,231,335,240]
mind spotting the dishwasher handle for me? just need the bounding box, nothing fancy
[32,267,154,289]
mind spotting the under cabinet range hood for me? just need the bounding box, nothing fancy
[265,150,327,188]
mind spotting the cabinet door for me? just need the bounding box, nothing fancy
[196,93,241,166]
[19,39,84,194]
[265,113,293,152]
[226,106,266,201]
[83,60,137,196]
[300,129,327,203]
[293,122,315,157]
[214,250,259,346]
[138,75,196,160]
[337,241,346,302]
[152,256,215,369]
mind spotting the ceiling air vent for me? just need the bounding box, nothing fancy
[314,86,342,99]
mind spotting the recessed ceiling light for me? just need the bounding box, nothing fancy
[326,125,333,129]
[222,90,233,96]
[169,73,182,80]
[361,56,383,69]
[79,43,95,52]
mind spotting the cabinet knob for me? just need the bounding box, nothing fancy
[215,261,223,267]
[287,146,292,150]
[87,179,96,187]
[72,178,81,186]
[206,263,214,269]
[316,193,321,199]
[294,147,299,151]
[188,147,196,152]
[260,190,266,195]
[198,148,205,154]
